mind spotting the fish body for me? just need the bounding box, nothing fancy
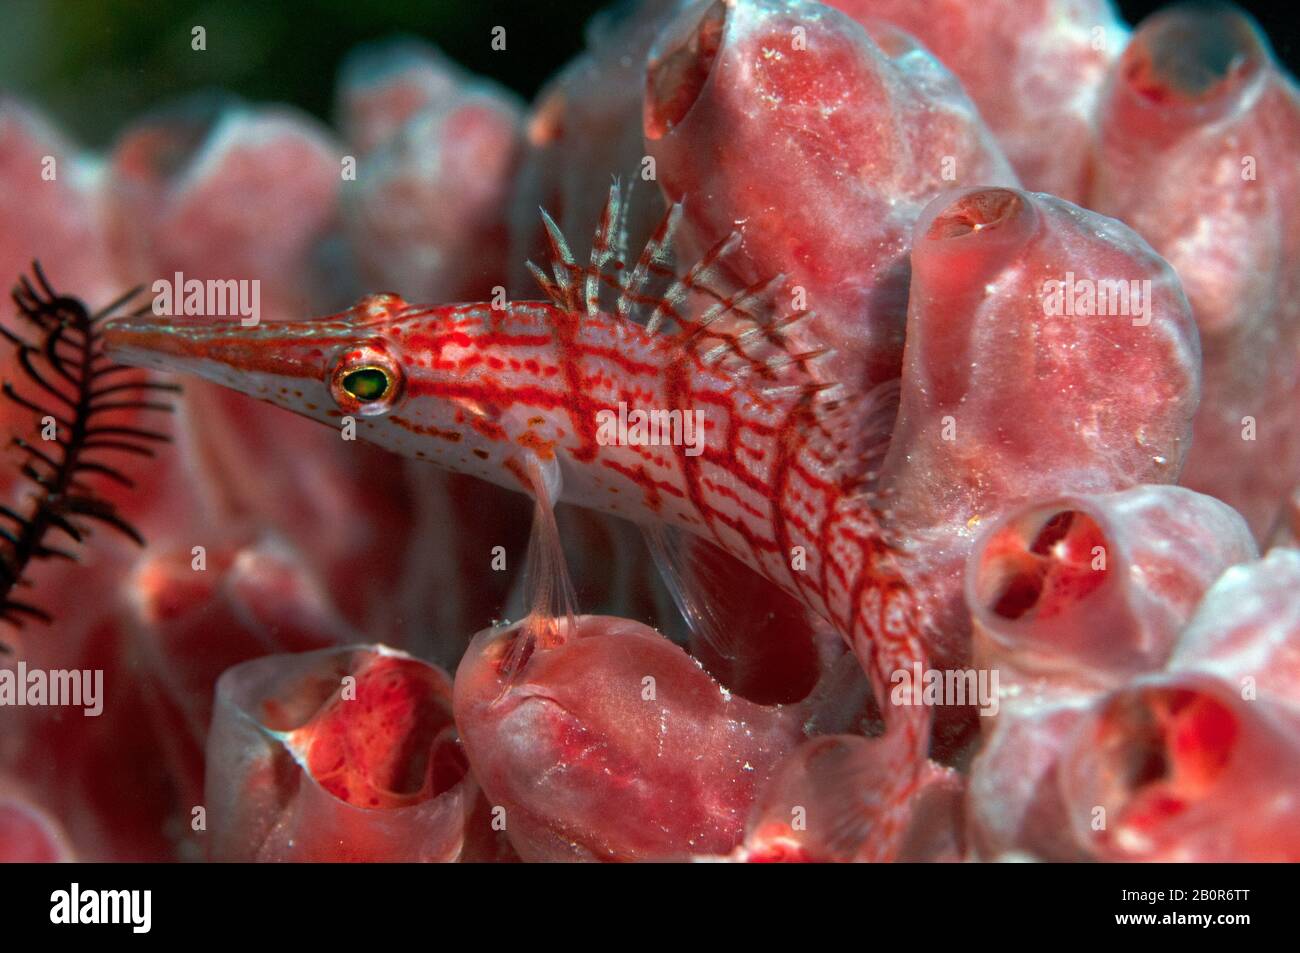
[106,185,931,858]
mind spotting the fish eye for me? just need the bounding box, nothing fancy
[329,349,403,416]
[342,366,391,401]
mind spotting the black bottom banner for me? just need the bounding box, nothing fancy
[0,860,1284,942]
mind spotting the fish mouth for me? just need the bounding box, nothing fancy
[103,315,334,392]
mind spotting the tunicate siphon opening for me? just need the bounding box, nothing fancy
[645,0,727,139]
[1122,1,1266,106]
[1068,685,1238,850]
[973,507,1110,626]
[298,655,459,806]
[925,188,1025,241]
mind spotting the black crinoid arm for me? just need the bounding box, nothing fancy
[0,263,178,652]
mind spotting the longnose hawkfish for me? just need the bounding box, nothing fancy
[104,182,933,860]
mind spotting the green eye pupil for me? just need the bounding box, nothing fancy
[342,367,390,401]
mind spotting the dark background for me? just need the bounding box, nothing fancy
[0,0,1295,147]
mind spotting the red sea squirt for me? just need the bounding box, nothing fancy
[880,186,1200,669]
[205,645,474,862]
[454,614,803,861]
[336,38,525,304]
[965,485,1258,860]
[0,783,76,862]
[0,97,120,309]
[827,0,1129,202]
[125,537,354,819]
[1086,1,1300,538]
[968,486,1255,680]
[1060,547,1300,861]
[644,0,1018,397]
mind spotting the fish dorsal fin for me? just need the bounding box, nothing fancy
[529,181,816,371]
[528,179,636,320]
[610,193,835,405]
[527,208,583,315]
[527,183,903,492]
[586,179,631,319]
[620,199,683,329]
